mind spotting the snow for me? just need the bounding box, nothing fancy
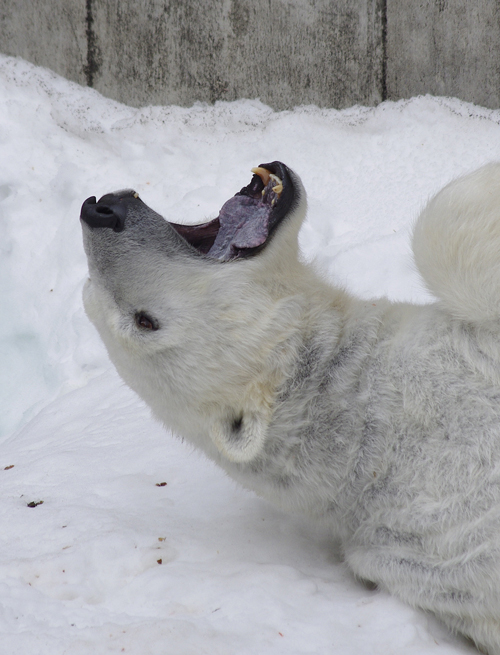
[1,53,498,653]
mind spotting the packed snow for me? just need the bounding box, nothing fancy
[2,53,500,654]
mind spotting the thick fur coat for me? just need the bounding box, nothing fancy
[81,162,500,653]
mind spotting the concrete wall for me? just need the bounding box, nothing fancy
[1,0,499,110]
[387,0,500,109]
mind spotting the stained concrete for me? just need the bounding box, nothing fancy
[0,0,499,110]
[0,0,87,87]
[387,0,500,108]
[89,0,385,110]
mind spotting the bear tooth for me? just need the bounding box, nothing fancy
[251,167,271,186]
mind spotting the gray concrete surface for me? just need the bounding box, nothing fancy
[0,0,499,110]
[0,0,87,87]
[387,0,500,109]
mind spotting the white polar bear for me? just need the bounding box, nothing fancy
[81,161,500,654]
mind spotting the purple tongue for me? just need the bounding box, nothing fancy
[207,195,272,261]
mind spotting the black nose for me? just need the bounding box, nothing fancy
[80,190,140,232]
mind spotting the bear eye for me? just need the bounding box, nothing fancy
[135,312,159,331]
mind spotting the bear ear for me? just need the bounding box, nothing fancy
[209,410,268,463]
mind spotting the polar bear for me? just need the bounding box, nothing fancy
[81,161,500,654]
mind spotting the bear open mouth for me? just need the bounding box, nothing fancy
[169,161,295,261]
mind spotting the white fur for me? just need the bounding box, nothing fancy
[413,163,500,324]
[82,164,500,654]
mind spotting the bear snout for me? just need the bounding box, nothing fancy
[80,190,140,233]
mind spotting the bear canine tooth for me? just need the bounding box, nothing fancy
[251,166,271,186]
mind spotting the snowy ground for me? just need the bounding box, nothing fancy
[2,54,500,654]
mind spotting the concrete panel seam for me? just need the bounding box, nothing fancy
[380,0,387,101]
[84,0,99,87]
